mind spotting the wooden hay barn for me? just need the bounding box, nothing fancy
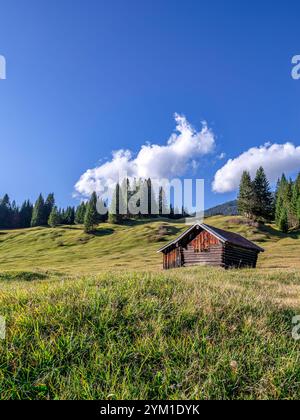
[158,223,264,270]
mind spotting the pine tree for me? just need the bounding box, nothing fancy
[291,173,300,228]
[31,194,46,227]
[129,178,139,219]
[75,202,87,224]
[84,192,99,233]
[64,206,75,225]
[60,208,67,224]
[286,179,294,227]
[19,200,33,228]
[119,178,129,219]
[237,171,255,218]
[128,178,145,219]
[275,175,287,226]
[169,203,175,219]
[252,167,274,221]
[139,179,149,217]
[297,195,300,223]
[109,183,123,224]
[44,193,55,222]
[0,194,10,208]
[70,207,75,224]
[10,200,20,228]
[0,194,11,228]
[275,174,293,230]
[48,206,60,227]
[159,186,169,217]
[275,177,284,227]
[278,207,289,233]
[146,178,158,218]
[275,194,284,228]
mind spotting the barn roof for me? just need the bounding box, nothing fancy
[157,223,265,253]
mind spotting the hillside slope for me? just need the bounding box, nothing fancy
[0,216,299,273]
[0,216,300,400]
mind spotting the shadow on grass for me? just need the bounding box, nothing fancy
[91,228,115,237]
[59,225,79,230]
[121,219,157,227]
[0,271,49,281]
[258,224,300,240]
[120,217,187,227]
[159,225,182,236]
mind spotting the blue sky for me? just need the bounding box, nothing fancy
[0,0,300,209]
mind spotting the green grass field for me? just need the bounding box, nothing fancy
[0,216,300,399]
[0,215,299,273]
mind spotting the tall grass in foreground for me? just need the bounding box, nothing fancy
[0,267,300,400]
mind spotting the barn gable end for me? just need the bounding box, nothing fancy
[182,229,224,268]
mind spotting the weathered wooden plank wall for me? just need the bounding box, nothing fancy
[163,248,181,269]
[224,244,258,268]
[182,244,224,267]
[181,231,223,267]
[191,230,220,251]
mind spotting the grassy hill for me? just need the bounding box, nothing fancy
[0,215,299,273]
[0,216,300,400]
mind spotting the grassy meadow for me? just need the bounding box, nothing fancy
[0,215,299,273]
[0,216,300,399]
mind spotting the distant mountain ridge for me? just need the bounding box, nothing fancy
[205,200,238,217]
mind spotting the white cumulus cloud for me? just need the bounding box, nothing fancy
[75,113,216,196]
[212,142,300,193]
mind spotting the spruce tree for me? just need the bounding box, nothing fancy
[147,178,158,218]
[75,202,87,224]
[278,207,289,233]
[291,173,300,228]
[70,207,75,224]
[10,200,20,228]
[129,178,140,220]
[169,203,175,219]
[275,195,284,228]
[159,186,169,217]
[275,174,293,230]
[297,195,300,223]
[31,194,46,227]
[252,167,274,221]
[0,194,11,228]
[119,178,129,219]
[139,179,149,217]
[64,206,75,225]
[44,193,55,223]
[84,192,99,233]
[109,183,122,224]
[128,178,145,219]
[19,200,33,228]
[60,208,67,224]
[275,178,283,227]
[237,171,255,218]
[48,206,60,227]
